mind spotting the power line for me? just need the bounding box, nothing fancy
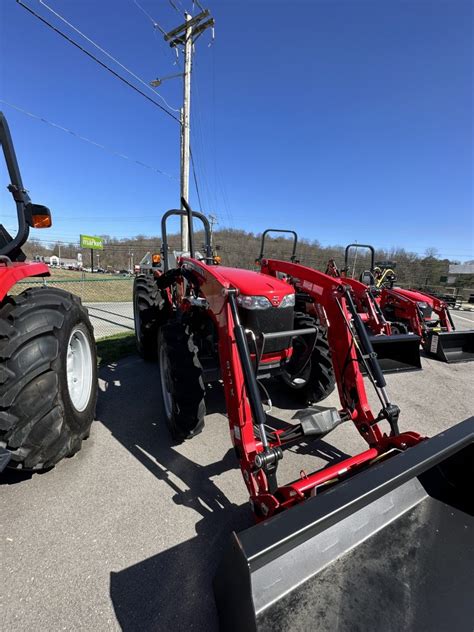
[132,0,165,32]
[38,0,179,113]
[190,147,203,210]
[0,100,177,179]
[16,0,181,123]
[168,0,183,15]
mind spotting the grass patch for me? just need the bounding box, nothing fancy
[96,332,136,366]
[14,276,133,302]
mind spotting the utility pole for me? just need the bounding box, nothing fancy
[209,213,218,248]
[165,10,215,252]
[181,13,192,252]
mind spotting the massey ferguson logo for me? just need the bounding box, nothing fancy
[272,296,280,306]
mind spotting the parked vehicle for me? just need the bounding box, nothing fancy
[134,200,473,631]
[0,113,97,471]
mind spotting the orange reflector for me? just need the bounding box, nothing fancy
[152,253,161,265]
[214,256,221,264]
[32,214,52,228]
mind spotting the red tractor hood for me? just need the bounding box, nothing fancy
[216,266,293,307]
[391,287,434,305]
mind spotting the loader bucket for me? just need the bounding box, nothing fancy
[368,333,422,373]
[214,418,474,632]
[426,330,474,363]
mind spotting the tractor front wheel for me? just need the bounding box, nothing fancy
[0,287,97,470]
[157,321,206,442]
[389,321,409,335]
[280,312,335,404]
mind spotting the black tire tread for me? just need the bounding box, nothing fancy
[160,320,206,442]
[388,321,409,335]
[281,311,336,404]
[0,286,97,469]
[134,274,166,361]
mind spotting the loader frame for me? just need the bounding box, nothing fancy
[159,206,424,519]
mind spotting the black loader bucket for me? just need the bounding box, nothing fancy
[368,333,422,373]
[214,418,474,632]
[426,330,474,363]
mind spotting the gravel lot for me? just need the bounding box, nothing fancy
[2,321,473,631]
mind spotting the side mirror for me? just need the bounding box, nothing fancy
[26,203,52,228]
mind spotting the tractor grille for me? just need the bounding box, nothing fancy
[239,306,294,354]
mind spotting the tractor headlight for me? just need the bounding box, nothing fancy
[237,295,272,310]
[417,301,429,310]
[279,293,295,308]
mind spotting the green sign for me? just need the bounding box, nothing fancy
[80,234,104,250]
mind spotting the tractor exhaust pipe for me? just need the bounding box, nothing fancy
[214,417,474,631]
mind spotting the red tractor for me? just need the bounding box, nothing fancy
[256,231,421,374]
[0,113,97,472]
[343,244,474,363]
[134,200,473,631]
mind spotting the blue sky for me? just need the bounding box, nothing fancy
[0,0,472,260]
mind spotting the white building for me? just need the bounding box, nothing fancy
[447,263,474,284]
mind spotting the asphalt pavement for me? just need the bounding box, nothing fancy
[2,351,474,631]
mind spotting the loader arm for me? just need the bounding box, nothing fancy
[260,259,421,446]
[337,275,389,335]
[169,256,424,520]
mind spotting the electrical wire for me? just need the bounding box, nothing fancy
[0,100,177,180]
[168,0,183,14]
[16,0,181,123]
[132,0,166,34]
[37,0,180,113]
[190,147,203,211]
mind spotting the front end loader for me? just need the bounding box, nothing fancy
[0,112,97,472]
[340,243,422,372]
[380,285,474,363]
[254,233,422,374]
[348,247,474,364]
[135,201,473,631]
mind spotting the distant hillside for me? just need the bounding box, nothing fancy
[24,228,456,289]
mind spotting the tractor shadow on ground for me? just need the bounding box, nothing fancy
[98,357,249,631]
[0,468,35,485]
[97,356,351,631]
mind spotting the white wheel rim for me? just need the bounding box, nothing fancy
[159,340,173,419]
[66,327,94,412]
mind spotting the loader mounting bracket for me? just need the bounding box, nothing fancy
[377,403,400,436]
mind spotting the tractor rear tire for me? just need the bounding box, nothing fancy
[280,312,335,404]
[158,321,206,442]
[134,273,166,361]
[0,287,97,470]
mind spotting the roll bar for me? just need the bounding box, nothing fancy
[160,197,214,272]
[0,112,31,257]
[257,229,298,263]
[344,243,375,276]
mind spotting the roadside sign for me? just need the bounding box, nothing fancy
[80,234,104,250]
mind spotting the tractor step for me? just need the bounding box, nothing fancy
[214,417,474,632]
[293,406,343,438]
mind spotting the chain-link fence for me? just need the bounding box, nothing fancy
[13,276,134,340]
[12,273,474,343]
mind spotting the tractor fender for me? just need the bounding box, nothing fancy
[0,261,49,301]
